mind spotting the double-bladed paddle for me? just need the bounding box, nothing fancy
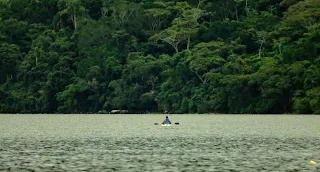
[154,122,179,125]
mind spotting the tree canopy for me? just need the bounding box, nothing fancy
[0,0,319,114]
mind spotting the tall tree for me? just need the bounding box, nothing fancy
[58,0,87,30]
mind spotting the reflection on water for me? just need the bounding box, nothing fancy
[0,114,319,171]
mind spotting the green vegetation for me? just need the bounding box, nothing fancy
[0,0,319,114]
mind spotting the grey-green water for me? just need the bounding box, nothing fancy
[0,114,319,171]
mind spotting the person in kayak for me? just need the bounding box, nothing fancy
[161,111,172,124]
[161,116,171,124]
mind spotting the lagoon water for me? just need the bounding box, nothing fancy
[0,114,319,171]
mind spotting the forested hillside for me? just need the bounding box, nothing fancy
[0,0,319,114]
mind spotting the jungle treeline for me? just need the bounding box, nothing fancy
[0,0,319,114]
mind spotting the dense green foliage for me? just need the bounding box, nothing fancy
[0,0,319,114]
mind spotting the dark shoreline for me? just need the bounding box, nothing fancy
[0,113,318,115]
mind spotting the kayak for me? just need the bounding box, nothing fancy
[161,124,171,126]
[154,122,179,125]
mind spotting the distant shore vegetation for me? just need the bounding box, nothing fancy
[0,0,319,114]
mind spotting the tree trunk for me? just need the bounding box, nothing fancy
[195,71,206,84]
[278,43,282,54]
[174,46,179,54]
[245,0,249,15]
[259,41,264,58]
[235,5,238,21]
[73,13,77,30]
[190,68,206,84]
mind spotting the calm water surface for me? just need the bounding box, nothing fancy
[0,114,319,171]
